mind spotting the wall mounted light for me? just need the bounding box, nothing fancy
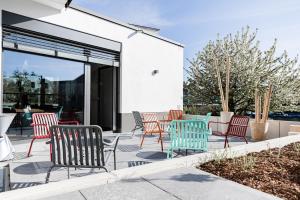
[152,69,159,76]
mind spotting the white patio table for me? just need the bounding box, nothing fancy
[0,114,16,161]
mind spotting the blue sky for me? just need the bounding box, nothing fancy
[4,0,300,80]
[73,0,300,75]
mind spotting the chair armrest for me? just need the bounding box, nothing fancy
[231,124,249,127]
[159,119,171,123]
[103,134,120,152]
[58,120,79,125]
[209,121,229,125]
[31,123,48,127]
[208,121,229,129]
[143,121,160,124]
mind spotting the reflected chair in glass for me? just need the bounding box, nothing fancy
[27,113,79,158]
[21,112,32,136]
[56,106,63,121]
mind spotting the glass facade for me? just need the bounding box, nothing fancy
[2,50,85,133]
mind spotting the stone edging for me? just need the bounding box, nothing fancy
[1,135,300,200]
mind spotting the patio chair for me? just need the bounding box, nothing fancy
[160,109,184,132]
[166,109,183,121]
[20,111,32,135]
[167,120,211,158]
[56,106,63,120]
[209,115,249,148]
[191,112,211,123]
[27,113,79,157]
[131,111,144,135]
[46,125,119,183]
[140,113,164,151]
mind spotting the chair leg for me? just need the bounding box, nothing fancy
[131,126,137,136]
[49,143,52,161]
[45,165,54,183]
[160,133,164,152]
[27,138,36,157]
[167,148,173,159]
[244,137,248,144]
[113,150,117,170]
[67,167,70,179]
[140,133,146,148]
[224,136,229,148]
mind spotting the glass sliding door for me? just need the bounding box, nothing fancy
[2,50,85,135]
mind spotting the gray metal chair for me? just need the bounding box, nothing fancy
[131,111,144,135]
[46,125,119,183]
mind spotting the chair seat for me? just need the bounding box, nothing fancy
[212,130,226,136]
[34,135,50,139]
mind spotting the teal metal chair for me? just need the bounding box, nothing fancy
[191,112,211,123]
[21,112,32,135]
[167,120,211,158]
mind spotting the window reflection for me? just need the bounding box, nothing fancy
[3,51,84,134]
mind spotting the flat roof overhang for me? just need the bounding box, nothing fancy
[31,0,72,10]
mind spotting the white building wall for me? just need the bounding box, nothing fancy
[0,12,2,114]
[0,0,184,114]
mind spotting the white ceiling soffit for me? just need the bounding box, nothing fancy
[32,0,70,10]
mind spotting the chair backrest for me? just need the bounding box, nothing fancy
[227,115,249,137]
[49,125,106,169]
[22,112,32,127]
[56,106,63,120]
[132,111,143,129]
[203,112,212,124]
[167,110,183,120]
[169,120,210,150]
[32,113,58,137]
[142,112,160,132]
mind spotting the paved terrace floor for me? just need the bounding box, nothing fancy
[42,167,279,200]
[7,130,252,190]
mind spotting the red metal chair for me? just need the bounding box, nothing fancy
[209,115,249,148]
[27,113,79,157]
[166,110,183,121]
[160,110,183,131]
[140,113,164,151]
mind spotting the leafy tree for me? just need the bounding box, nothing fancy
[185,26,300,114]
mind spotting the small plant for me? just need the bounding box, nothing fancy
[211,149,229,164]
[293,143,300,155]
[240,154,256,171]
[276,148,282,159]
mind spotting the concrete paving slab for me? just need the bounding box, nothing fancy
[39,167,280,200]
[142,167,280,200]
[79,178,178,200]
[42,191,86,200]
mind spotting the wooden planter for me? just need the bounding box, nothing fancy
[251,122,269,141]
